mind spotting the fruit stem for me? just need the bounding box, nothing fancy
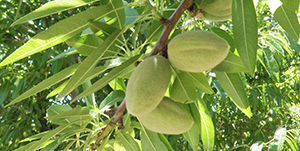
[148,0,194,57]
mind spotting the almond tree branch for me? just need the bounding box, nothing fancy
[92,0,194,149]
[149,0,194,56]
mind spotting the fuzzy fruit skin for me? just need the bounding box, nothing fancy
[126,56,171,116]
[138,97,194,135]
[202,0,232,21]
[168,31,230,72]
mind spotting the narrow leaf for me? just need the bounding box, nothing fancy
[268,127,287,151]
[59,30,121,98]
[48,65,111,97]
[232,0,258,75]
[47,105,72,125]
[20,124,71,151]
[116,131,140,151]
[48,107,92,127]
[169,72,197,104]
[157,134,173,151]
[82,80,96,109]
[19,131,49,143]
[197,98,214,151]
[47,48,77,63]
[66,34,104,56]
[274,5,300,43]
[282,0,299,12]
[106,0,125,28]
[216,72,252,117]
[186,72,214,94]
[11,0,100,26]
[213,51,248,73]
[73,55,140,101]
[183,104,201,151]
[140,124,168,151]
[5,64,79,107]
[99,90,125,110]
[0,5,111,67]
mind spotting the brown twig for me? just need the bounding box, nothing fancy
[91,0,194,149]
[148,0,194,57]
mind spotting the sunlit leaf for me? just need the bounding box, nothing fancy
[116,131,140,151]
[232,0,258,75]
[73,55,140,101]
[99,90,125,110]
[15,124,71,151]
[140,124,169,151]
[183,104,201,151]
[186,72,214,94]
[11,0,100,26]
[59,30,122,98]
[169,72,197,104]
[268,127,287,151]
[213,52,248,73]
[216,72,252,117]
[274,5,300,43]
[197,98,214,151]
[0,5,116,67]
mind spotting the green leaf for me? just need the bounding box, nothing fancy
[99,90,125,110]
[106,0,125,28]
[40,139,59,151]
[5,64,79,107]
[183,104,201,151]
[232,0,258,75]
[89,21,119,35]
[59,30,121,98]
[66,34,104,56]
[47,105,73,125]
[216,72,252,118]
[15,124,71,151]
[116,131,140,151]
[48,107,92,127]
[73,55,140,101]
[82,80,97,109]
[274,5,300,43]
[47,48,77,63]
[169,72,197,104]
[11,0,100,26]
[140,124,169,151]
[211,27,235,52]
[213,51,248,73]
[109,78,126,91]
[197,98,214,151]
[186,72,214,94]
[157,134,173,151]
[19,131,49,143]
[285,130,299,151]
[48,65,111,97]
[0,5,112,67]
[282,0,299,12]
[125,7,139,24]
[268,127,287,151]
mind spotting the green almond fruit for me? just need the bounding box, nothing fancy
[126,55,172,116]
[202,0,232,21]
[138,97,194,135]
[168,31,230,72]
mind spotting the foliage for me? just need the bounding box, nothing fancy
[0,0,299,150]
